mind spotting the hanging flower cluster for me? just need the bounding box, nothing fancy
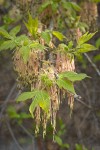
[13,23,75,136]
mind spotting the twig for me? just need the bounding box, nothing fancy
[0,83,16,125]
[0,100,16,104]
[92,113,100,134]
[75,97,92,109]
[76,127,84,145]
[19,124,39,150]
[76,127,88,150]
[6,120,23,150]
[19,124,45,150]
[84,53,100,76]
[0,83,16,109]
[79,110,91,128]
[0,83,22,127]
[19,124,34,139]
[81,81,91,105]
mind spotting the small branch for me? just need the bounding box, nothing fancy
[0,83,16,109]
[0,83,22,127]
[74,96,92,109]
[19,124,38,150]
[0,83,16,126]
[6,121,23,150]
[19,124,34,139]
[79,110,91,128]
[0,100,16,104]
[84,53,100,76]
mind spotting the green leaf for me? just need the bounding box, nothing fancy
[93,54,100,62]
[38,90,50,112]
[55,135,62,146]
[41,31,51,44]
[96,38,100,48]
[78,22,89,33]
[57,78,76,94]
[77,44,97,53]
[59,71,89,82]
[20,112,31,119]
[71,2,81,11]
[9,25,21,36]
[29,98,39,118]
[63,143,69,148]
[51,1,58,12]
[29,90,50,117]
[62,2,72,10]
[16,92,35,102]
[41,74,53,87]
[38,1,53,12]
[92,0,100,2]
[7,106,20,119]
[68,41,73,49]
[30,42,46,51]
[58,43,69,52]
[62,2,80,11]
[0,40,4,45]
[0,40,15,51]
[7,106,31,119]
[52,31,66,41]
[10,42,16,50]
[24,13,38,36]
[75,144,82,150]
[34,90,50,112]
[20,46,30,63]
[13,35,30,47]
[78,32,96,45]
[0,27,11,39]
[41,1,53,9]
